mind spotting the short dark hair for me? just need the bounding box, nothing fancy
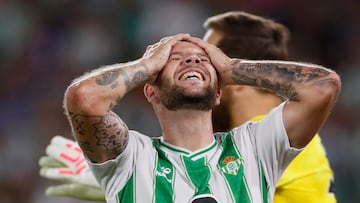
[204,11,290,60]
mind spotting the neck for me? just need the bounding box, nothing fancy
[157,108,214,152]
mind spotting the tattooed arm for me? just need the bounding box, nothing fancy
[226,60,341,148]
[64,62,148,163]
[186,36,341,148]
[64,34,190,163]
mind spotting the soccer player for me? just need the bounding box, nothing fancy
[60,31,340,203]
[38,12,340,203]
[202,11,338,203]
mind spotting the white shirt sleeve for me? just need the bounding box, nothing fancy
[231,101,302,194]
[249,101,302,186]
[87,130,153,198]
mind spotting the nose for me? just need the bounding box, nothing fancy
[184,55,200,64]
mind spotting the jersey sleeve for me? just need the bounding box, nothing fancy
[87,130,153,198]
[249,102,302,188]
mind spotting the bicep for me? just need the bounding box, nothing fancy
[69,110,129,163]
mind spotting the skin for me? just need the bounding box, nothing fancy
[64,33,341,164]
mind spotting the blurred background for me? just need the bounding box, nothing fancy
[0,0,359,202]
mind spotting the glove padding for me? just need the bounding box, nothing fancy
[39,135,105,202]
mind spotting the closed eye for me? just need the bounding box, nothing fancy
[200,57,210,62]
[170,53,182,61]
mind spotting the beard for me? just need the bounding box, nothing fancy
[157,78,218,111]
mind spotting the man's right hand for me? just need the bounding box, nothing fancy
[141,33,191,83]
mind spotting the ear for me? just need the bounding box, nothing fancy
[144,83,158,103]
[214,88,222,106]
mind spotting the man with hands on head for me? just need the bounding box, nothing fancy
[59,32,340,203]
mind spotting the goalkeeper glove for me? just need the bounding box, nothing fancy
[39,135,105,202]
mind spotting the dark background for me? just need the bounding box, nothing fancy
[0,0,359,202]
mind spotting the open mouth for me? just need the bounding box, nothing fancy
[178,68,205,81]
[181,71,203,80]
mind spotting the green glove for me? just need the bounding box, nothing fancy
[39,135,106,202]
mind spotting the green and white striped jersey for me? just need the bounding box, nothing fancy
[89,102,301,203]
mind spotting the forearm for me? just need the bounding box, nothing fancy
[227,59,340,148]
[227,59,340,101]
[63,60,150,162]
[65,60,150,115]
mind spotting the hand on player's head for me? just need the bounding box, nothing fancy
[142,33,191,83]
[184,36,232,86]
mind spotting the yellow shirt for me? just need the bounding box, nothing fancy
[252,116,336,203]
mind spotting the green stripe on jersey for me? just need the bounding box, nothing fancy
[153,141,175,203]
[258,160,268,203]
[218,132,252,203]
[183,156,212,197]
[117,173,135,203]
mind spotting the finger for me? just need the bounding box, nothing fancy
[159,33,187,44]
[41,166,87,180]
[158,33,190,51]
[47,137,85,168]
[40,167,76,182]
[185,36,219,54]
[184,36,209,48]
[145,45,152,52]
[46,144,83,167]
[49,135,81,155]
[146,36,172,54]
[143,41,165,58]
[150,43,161,50]
[159,36,171,43]
[183,35,202,42]
[50,135,79,148]
[46,184,106,201]
[171,33,191,43]
[39,156,66,168]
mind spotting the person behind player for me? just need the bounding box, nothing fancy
[61,31,340,203]
[203,11,337,203]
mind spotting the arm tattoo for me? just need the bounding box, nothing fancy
[69,111,129,160]
[78,141,94,155]
[95,62,149,92]
[96,71,121,86]
[68,111,87,136]
[123,62,149,91]
[232,60,333,101]
[66,62,148,161]
[92,111,129,155]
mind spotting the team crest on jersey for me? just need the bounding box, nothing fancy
[220,156,243,176]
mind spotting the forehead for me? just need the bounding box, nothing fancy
[171,41,207,55]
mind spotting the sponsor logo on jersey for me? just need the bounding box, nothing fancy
[155,166,172,183]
